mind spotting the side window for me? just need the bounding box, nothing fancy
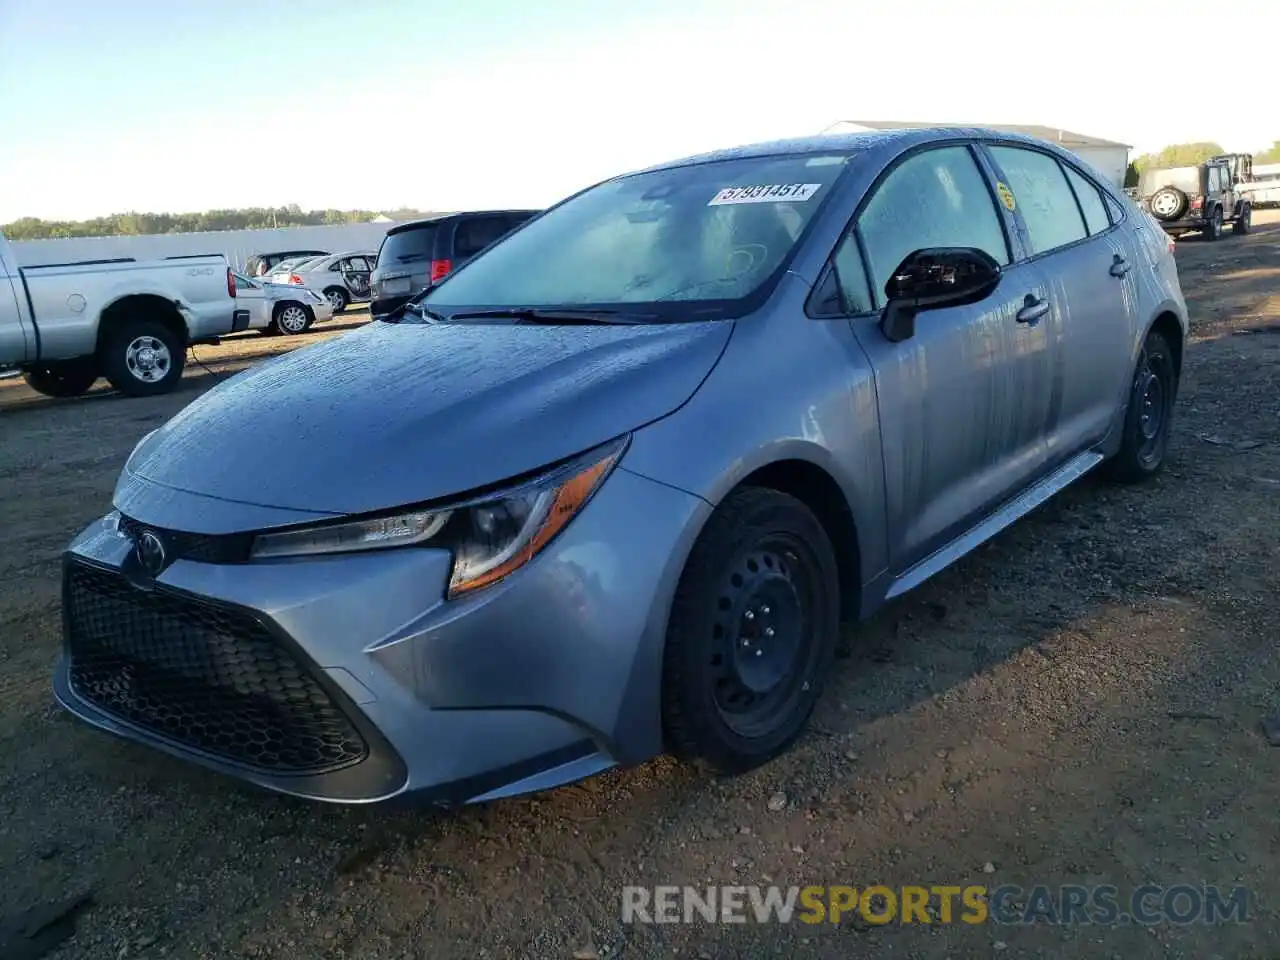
[347,257,371,272]
[1207,167,1221,193]
[988,146,1088,255]
[1063,166,1110,235]
[857,145,1010,306]
[832,233,874,314]
[455,217,510,259]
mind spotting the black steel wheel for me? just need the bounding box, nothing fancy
[1233,205,1252,235]
[662,487,839,773]
[1104,329,1177,483]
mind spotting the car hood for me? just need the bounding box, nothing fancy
[123,318,732,519]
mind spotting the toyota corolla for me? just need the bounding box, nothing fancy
[55,127,1187,805]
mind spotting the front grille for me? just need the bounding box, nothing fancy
[64,561,368,775]
[117,514,251,564]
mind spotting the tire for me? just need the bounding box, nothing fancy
[661,487,840,774]
[1232,205,1252,235]
[1103,329,1177,484]
[20,359,99,398]
[1204,207,1223,241]
[1149,186,1188,221]
[270,302,314,336]
[101,319,185,397]
[323,287,349,314]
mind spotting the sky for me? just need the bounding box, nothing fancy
[0,0,1274,223]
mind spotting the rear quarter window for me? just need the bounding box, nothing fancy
[1062,166,1110,235]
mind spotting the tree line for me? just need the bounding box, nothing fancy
[1125,140,1280,186]
[1,205,437,242]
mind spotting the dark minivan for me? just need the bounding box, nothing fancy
[369,210,538,318]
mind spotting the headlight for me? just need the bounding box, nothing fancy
[249,436,627,598]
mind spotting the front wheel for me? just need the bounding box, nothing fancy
[1232,206,1252,235]
[661,487,840,774]
[21,359,99,398]
[1204,208,1223,241]
[1103,329,1177,483]
[101,320,186,397]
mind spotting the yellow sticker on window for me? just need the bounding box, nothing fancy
[996,182,1016,212]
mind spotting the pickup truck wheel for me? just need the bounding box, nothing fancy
[1104,329,1176,484]
[323,287,349,313]
[1204,207,1223,241]
[1149,186,1188,221]
[102,320,185,397]
[661,487,839,774]
[271,302,314,336]
[1232,205,1252,235]
[21,359,99,398]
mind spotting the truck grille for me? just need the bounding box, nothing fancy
[64,561,368,775]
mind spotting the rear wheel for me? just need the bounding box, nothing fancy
[1232,205,1252,235]
[1104,329,1177,483]
[101,319,186,397]
[270,302,314,336]
[324,287,349,314]
[662,487,840,774]
[21,359,99,398]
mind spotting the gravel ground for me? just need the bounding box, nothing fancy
[1,220,1279,960]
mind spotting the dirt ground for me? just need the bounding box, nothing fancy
[1,216,1279,960]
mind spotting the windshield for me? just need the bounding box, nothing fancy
[420,153,851,319]
[1140,166,1200,196]
[377,224,438,265]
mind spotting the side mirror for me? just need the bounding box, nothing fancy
[881,247,1002,343]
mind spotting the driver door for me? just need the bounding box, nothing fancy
[839,144,1055,574]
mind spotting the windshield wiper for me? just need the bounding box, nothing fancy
[386,300,444,323]
[445,308,656,325]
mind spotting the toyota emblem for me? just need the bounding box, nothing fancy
[136,530,167,576]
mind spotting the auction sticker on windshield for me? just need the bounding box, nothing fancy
[709,183,822,205]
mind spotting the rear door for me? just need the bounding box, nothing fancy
[985,144,1137,459]
[342,256,373,299]
[840,143,1056,572]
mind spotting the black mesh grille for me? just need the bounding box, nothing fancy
[64,561,368,775]
[116,515,251,564]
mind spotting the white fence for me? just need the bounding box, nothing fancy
[8,222,410,271]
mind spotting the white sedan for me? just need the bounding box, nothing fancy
[232,272,334,336]
[262,251,375,314]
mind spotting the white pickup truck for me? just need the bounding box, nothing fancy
[0,229,245,398]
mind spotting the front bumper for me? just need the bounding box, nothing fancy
[55,467,709,805]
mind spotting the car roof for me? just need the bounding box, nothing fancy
[625,126,1077,176]
[386,210,540,235]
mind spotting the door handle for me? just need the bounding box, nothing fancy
[1016,295,1050,325]
[1110,254,1132,277]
